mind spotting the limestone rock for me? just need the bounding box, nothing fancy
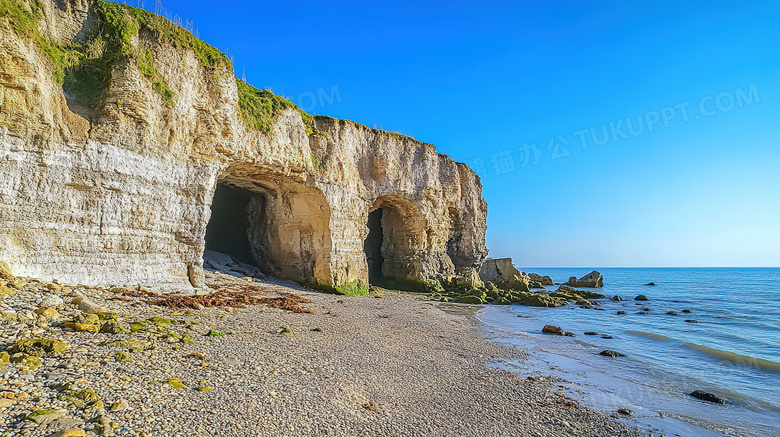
[478,258,521,282]
[74,297,108,314]
[528,273,554,286]
[0,0,488,293]
[566,271,603,288]
[39,294,65,309]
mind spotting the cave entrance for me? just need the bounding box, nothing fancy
[202,173,333,287]
[364,208,384,283]
[204,183,262,265]
[363,198,426,288]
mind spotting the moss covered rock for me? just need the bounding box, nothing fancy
[59,389,104,410]
[100,319,128,334]
[11,338,68,356]
[493,297,511,305]
[455,295,485,304]
[11,354,42,370]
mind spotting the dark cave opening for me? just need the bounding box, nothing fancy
[204,183,256,265]
[364,208,384,284]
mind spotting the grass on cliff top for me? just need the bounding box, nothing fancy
[237,78,316,134]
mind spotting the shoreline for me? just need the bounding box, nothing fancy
[0,272,641,436]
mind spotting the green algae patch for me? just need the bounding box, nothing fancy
[165,377,185,389]
[197,381,212,393]
[206,330,225,337]
[11,338,68,356]
[0,351,9,366]
[59,389,104,411]
[180,334,194,344]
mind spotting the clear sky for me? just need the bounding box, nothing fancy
[147,0,780,268]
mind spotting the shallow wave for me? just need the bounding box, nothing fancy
[626,330,678,342]
[682,343,780,373]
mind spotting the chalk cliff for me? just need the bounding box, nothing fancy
[0,0,488,293]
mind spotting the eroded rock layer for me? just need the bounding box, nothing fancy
[0,0,488,292]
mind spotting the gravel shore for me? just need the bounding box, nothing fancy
[1,271,641,437]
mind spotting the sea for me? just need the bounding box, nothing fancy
[477,268,780,436]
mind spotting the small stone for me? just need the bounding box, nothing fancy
[76,297,109,314]
[685,319,698,323]
[109,398,129,411]
[616,311,627,315]
[666,311,678,315]
[49,430,86,437]
[690,390,727,404]
[542,325,564,335]
[634,295,649,301]
[599,350,626,358]
[617,407,633,415]
[584,332,599,336]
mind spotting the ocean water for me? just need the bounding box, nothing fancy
[477,268,780,436]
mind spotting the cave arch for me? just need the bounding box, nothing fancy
[363,195,426,287]
[204,168,333,287]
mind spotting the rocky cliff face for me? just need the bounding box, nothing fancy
[0,0,488,293]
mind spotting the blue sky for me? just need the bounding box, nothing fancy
[148,0,780,267]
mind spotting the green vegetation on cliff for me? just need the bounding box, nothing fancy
[236,78,316,134]
[0,0,229,107]
[0,0,42,38]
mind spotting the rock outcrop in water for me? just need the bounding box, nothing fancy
[566,271,604,288]
[0,0,487,293]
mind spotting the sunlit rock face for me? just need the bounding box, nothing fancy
[0,0,488,291]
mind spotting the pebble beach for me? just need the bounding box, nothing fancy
[1,270,641,437]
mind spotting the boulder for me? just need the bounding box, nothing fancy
[542,325,564,335]
[493,274,530,292]
[565,271,603,288]
[584,332,599,336]
[492,297,511,305]
[511,293,567,307]
[634,295,649,301]
[528,273,554,286]
[478,258,522,282]
[690,390,727,404]
[454,295,484,305]
[610,295,623,301]
[616,311,627,315]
